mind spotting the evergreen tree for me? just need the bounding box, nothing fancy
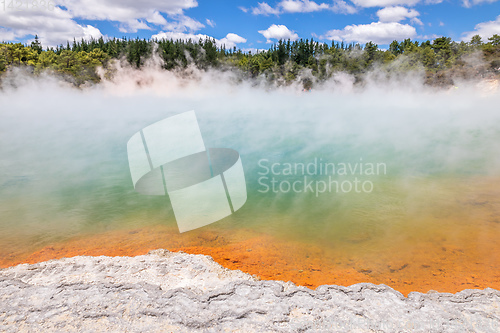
[30,35,43,54]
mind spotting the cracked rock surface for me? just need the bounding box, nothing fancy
[0,249,499,332]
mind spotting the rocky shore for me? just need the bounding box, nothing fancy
[0,249,499,332]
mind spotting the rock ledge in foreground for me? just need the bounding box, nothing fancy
[0,249,499,332]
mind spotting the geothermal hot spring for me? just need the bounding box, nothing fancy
[0,74,499,296]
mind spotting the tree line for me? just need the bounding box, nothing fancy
[1,34,499,88]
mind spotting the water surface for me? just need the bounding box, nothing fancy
[1,85,499,295]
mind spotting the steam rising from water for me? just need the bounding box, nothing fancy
[0,63,499,260]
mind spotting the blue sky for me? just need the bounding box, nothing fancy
[0,0,499,49]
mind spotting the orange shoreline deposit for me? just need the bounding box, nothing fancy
[1,224,498,297]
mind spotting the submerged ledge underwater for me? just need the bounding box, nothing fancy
[0,72,499,298]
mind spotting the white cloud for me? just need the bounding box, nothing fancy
[152,32,246,49]
[60,0,197,21]
[411,17,424,26]
[461,15,500,41]
[376,6,419,22]
[331,0,359,14]
[323,21,417,44]
[0,7,102,47]
[0,0,205,45]
[162,15,205,32]
[119,20,151,34]
[462,0,499,8]
[419,33,439,40]
[81,25,103,40]
[280,0,329,13]
[60,0,202,33]
[251,2,281,15]
[249,0,356,15]
[258,24,299,42]
[0,28,16,42]
[351,0,420,7]
[206,19,216,27]
[220,33,247,47]
[148,11,169,25]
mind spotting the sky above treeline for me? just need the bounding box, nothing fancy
[1,0,499,50]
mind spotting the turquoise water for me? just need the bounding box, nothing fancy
[1,85,500,262]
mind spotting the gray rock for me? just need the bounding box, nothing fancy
[0,249,498,332]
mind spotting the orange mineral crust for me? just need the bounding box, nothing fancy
[0,224,498,297]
